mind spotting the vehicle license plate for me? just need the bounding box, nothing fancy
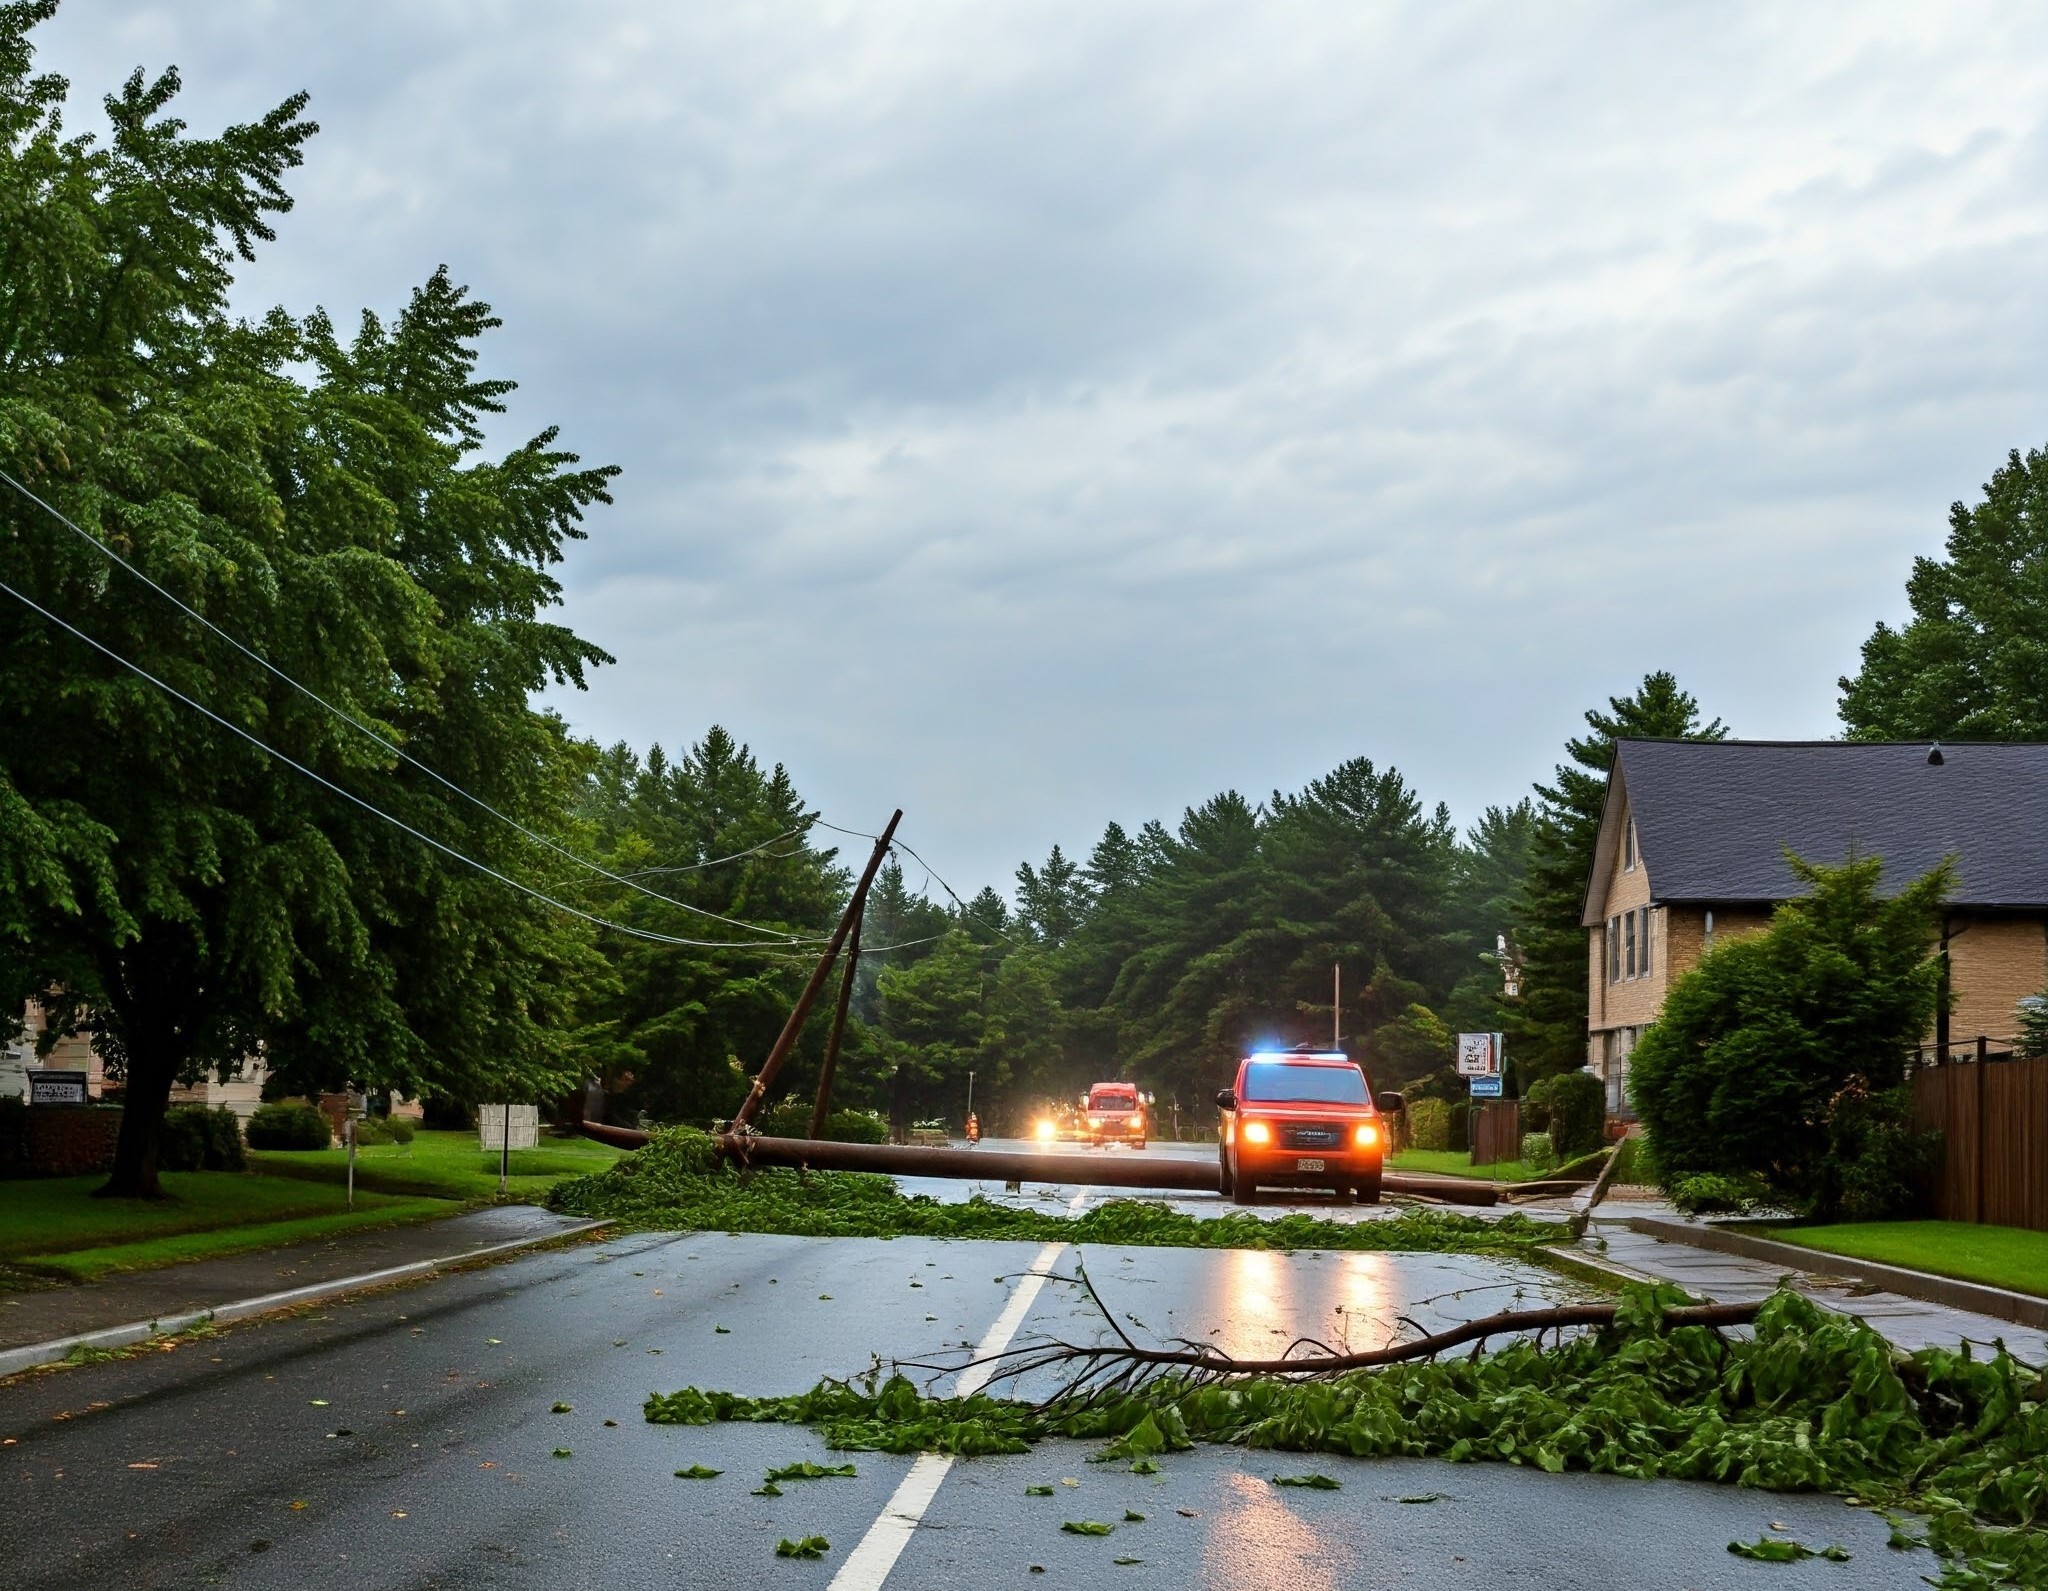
[1296,1157,1325,1172]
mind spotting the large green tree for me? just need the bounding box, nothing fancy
[1629,855,1947,1218]
[1840,443,2048,739]
[1506,674,1726,1085]
[0,10,611,1193]
[567,729,848,1125]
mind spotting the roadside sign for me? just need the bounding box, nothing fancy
[1468,1075,1504,1099]
[1456,1032,1502,1076]
[27,1070,88,1105]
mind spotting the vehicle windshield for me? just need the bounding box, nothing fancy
[1240,1061,1369,1106]
[1089,1088,1138,1111]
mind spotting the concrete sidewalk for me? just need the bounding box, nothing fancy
[1582,1207,2048,1362]
[0,1204,593,1354]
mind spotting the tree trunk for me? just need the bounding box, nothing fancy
[96,1028,178,1200]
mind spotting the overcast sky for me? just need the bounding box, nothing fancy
[35,2,2048,896]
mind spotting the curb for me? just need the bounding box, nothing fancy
[1623,1215,2048,1333]
[0,1218,613,1381]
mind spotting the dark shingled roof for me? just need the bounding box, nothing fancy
[1580,740,2048,926]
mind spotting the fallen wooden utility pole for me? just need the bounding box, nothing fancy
[730,809,901,1134]
[572,1123,1501,1206]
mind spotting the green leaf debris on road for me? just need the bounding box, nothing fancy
[674,1465,722,1479]
[1273,1474,1341,1489]
[775,1536,830,1559]
[550,1129,1566,1259]
[1062,1521,1114,1536]
[1728,1537,1851,1563]
[764,1461,858,1482]
[649,1285,2048,1585]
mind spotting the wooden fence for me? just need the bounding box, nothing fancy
[1470,1101,1522,1167]
[1910,1055,2048,1232]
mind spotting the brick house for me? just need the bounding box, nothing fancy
[1581,740,2048,1117]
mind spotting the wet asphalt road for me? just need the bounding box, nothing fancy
[0,1220,1927,1591]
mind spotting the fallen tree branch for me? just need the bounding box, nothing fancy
[900,1294,1765,1410]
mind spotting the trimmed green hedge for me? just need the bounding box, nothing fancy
[246,1102,331,1151]
[159,1106,246,1172]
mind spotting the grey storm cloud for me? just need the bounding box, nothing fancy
[33,0,2048,891]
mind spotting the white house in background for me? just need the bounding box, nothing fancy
[5,999,267,1117]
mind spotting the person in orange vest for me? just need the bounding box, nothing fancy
[964,1111,981,1145]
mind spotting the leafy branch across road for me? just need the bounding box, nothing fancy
[648,1286,2048,1588]
[547,1128,1568,1256]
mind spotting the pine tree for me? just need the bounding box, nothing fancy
[1840,443,2048,739]
[1506,674,1726,1085]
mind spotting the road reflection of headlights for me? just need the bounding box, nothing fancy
[1242,1120,1272,1145]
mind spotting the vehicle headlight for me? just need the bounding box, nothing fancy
[1088,1115,1103,1126]
[1035,1120,1056,1141]
[1353,1122,1379,1149]
[1242,1120,1272,1146]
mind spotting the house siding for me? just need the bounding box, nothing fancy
[1946,915,2048,1049]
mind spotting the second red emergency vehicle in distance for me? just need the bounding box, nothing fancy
[1080,1081,1147,1148]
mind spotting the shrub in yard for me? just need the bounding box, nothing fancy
[158,1106,246,1172]
[1405,1097,1451,1152]
[1630,853,1947,1220]
[1670,1172,1770,1216]
[245,1103,331,1151]
[1519,1132,1556,1173]
[1446,1100,1469,1152]
[1540,1071,1605,1158]
[387,1114,416,1144]
[759,1101,889,1144]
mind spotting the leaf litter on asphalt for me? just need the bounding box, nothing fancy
[775,1537,830,1559]
[764,1461,857,1482]
[1728,1537,1851,1563]
[675,1465,722,1479]
[1273,1474,1340,1490]
[1062,1521,1114,1536]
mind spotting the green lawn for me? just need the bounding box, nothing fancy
[1763,1220,2048,1299]
[0,1172,449,1279]
[1392,1149,1546,1183]
[248,1128,624,1202]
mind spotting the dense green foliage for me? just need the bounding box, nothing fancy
[244,1103,330,1151]
[651,1287,2048,1586]
[156,1106,246,1172]
[1505,674,1726,1087]
[563,731,850,1124]
[0,9,608,1193]
[1525,1070,1604,1158]
[1630,855,1947,1219]
[546,1128,1568,1255]
[1840,443,2048,740]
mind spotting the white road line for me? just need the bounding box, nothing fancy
[828,1191,1089,1591]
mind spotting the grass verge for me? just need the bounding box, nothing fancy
[26,1198,454,1281]
[248,1128,624,1202]
[547,1127,1571,1257]
[0,1172,436,1261]
[1759,1220,2048,1300]
[650,1286,2047,1587]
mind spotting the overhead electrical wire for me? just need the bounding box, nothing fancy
[809,817,1016,943]
[0,467,816,943]
[616,829,808,879]
[0,573,827,954]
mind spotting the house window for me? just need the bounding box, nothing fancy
[1624,911,1636,979]
[1623,821,1636,872]
[1639,907,1653,977]
[1607,917,1621,983]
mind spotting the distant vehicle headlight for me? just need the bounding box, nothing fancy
[1035,1120,1056,1141]
[1353,1122,1379,1149]
[1242,1120,1272,1146]
[1088,1115,1104,1126]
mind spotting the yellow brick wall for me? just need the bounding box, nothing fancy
[1946,916,2048,1049]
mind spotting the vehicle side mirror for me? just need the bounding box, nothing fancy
[1376,1090,1405,1113]
[1213,1089,1236,1111]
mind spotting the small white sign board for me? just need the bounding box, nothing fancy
[1456,1033,1501,1077]
[477,1104,539,1151]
